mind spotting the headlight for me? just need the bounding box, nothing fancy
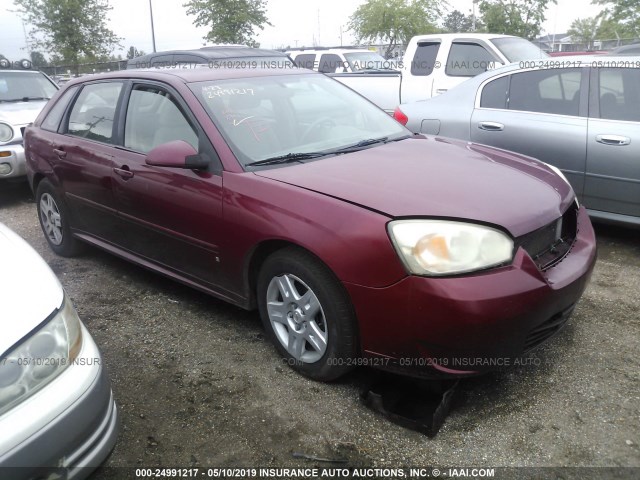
[0,296,83,417]
[0,122,13,143]
[388,220,514,276]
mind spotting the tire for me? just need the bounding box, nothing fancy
[36,179,83,257]
[257,247,358,381]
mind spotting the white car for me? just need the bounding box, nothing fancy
[287,48,395,73]
[0,62,58,181]
[0,223,118,478]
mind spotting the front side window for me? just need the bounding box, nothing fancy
[124,86,198,153]
[509,69,582,116]
[67,82,123,143]
[598,68,640,122]
[446,43,497,77]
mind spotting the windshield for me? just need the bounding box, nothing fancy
[343,52,397,71]
[0,71,58,102]
[190,73,409,167]
[491,37,549,62]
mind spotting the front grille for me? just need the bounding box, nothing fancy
[524,304,575,351]
[516,202,578,271]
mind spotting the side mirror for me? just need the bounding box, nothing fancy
[145,140,209,170]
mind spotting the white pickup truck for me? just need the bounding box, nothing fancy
[330,33,548,112]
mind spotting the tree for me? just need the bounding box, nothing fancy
[183,0,271,48]
[442,9,478,33]
[478,0,556,39]
[30,51,47,67]
[568,17,600,49]
[126,46,146,60]
[14,0,121,75]
[348,0,445,58]
[592,0,640,37]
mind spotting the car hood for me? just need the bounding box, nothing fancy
[254,136,575,238]
[0,100,49,125]
[0,223,63,357]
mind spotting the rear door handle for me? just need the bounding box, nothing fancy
[478,121,504,132]
[53,148,66,159]
[435,88,448,95]
[113,166,134,180]
[596,134,630,146]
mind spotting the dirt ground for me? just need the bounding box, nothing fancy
[1,181,639,478]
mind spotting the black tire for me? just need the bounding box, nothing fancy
[257,247,358,381]
[35,179,83,257]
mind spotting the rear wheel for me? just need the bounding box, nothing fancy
[36,179,83,256]
[257,247,358,381]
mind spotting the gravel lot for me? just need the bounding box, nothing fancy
[1,181,639,478]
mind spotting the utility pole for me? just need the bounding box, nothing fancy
[149,0,157,53]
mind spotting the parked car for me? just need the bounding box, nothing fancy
[395,56,640,227]
[287,47,395,73]
[0,62,58,181]
[607,43,640,55]
[127,45,293,70]
[329,33,548,112]
[0,223,118,478]
[25,67,596,381]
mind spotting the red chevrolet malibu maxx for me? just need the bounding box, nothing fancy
[25,68,596,381]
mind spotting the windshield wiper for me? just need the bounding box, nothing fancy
[245,151,332,167]
[0,96,51,103]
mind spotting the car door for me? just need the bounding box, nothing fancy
[111,82,226,289]
[470,67,589,199]
[52,81,125,241]
[584,67,640,218]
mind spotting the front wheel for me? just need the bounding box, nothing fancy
[257,247,358,381]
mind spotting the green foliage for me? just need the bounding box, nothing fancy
[348,0,445,57]
[14,0,121,74]
[478,0,556,39]
[183,0,271,48]
[568,17,599,48]
[126,46,146,60]
[592,0,640,37]
[30,51,47,67]
[442,9,480,33]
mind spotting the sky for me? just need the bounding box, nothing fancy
[0,0,605,61]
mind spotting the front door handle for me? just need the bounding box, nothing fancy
[113,166,134,180]
[596,134,631,146]
[478,121,504,132]
[435,88,448,95]
[53,148,66,159]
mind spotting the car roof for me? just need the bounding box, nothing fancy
[411,33,517,42]
[131,46,289,62]
[62,66,312,87]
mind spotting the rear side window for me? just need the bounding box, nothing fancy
[41,86,78,132]
[67,82,123,143]
[294,54,316,70]
[598,68,640,122]
[480,76,509,109]
[446,43,496,77]
[509,69,582,116]
[124,86,198,153]
[318,54,344,73]
[410,42,440,76]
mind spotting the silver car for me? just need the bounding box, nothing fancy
[0,223,118,478]
[0,67,58,181]
[396,56,640,227]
